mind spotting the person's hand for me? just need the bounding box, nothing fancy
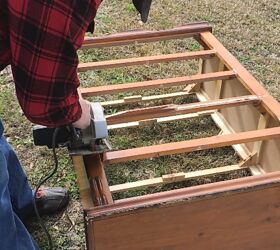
[72,96,91,129]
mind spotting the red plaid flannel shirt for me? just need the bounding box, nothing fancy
[0,0,100,127]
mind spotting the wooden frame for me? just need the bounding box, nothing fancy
[72,22,280,249]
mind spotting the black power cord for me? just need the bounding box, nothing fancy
[33,127,61,250]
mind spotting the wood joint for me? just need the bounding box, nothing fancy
[162,173,186,183]
[124,95,142,103]
[183,83,200,93]
[238,154,255,168]
[254,102,267,114]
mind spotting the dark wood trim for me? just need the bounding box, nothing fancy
[78,50,215,72]
[82,22,212,49]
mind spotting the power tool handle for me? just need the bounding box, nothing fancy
[32,125,72,148]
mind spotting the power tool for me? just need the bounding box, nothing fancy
[32,103,110,250]
[32,102,111,155]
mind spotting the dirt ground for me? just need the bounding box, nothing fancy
[0,0,279,249]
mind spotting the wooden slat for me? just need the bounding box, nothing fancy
[82,22,212,49]
[214,61,225,99]
[200,31,280,122]
[81,71,236,97]
[104,127,280,164]
[252,113,270,164]
[72,156,94,209]
[108,111,214,130]
[106,95,260,125]
[101,91,193,107]
[78,50,215,72]
[110,164,247,193]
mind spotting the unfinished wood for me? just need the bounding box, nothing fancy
[200,31,280,121]
[213,111,264,175]
[101,91,193,107]
[80,71,236,97]
[182,50,205,94]
[123,95,142,103]
[252,113,270,164]
[214,61,225,99]
[82,22,212,49]
[183,83,199,93]
[83,154,113,205]
[108,111,214,130]
[106,95,260,125]
[211,111,255,159]
[199,56,223,100]
[78,50,215,72]
[258,119,280,173]
[71,156,93,209]
[214,78,260,151]
[90,185,280,250]
[104,127,280,164]
[183,57,205,93]
[196,91,250,159]
[197,83,265,176]
[109,164,247,193]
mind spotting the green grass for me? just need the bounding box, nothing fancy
[1,0,279,248]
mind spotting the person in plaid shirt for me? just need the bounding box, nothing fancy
[0,0,152,249]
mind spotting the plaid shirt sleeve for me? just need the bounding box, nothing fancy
[6,0,100,127]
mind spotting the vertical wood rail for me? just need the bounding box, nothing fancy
[214,61,226,100]
[184,58,205,93]
[83,154,113,206]
[252,113,270,165]
[72,156,94,209]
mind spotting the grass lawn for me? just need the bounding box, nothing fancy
[0,0,279,249]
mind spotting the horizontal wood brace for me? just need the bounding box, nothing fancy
[81,22,212,49]
[101,91,194,107]
[78,50,216,72]
[109,164,248,193]
[104,127,280,164]
[108,111,214,130]
[106,95,261,125]
[80,71,236,97]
